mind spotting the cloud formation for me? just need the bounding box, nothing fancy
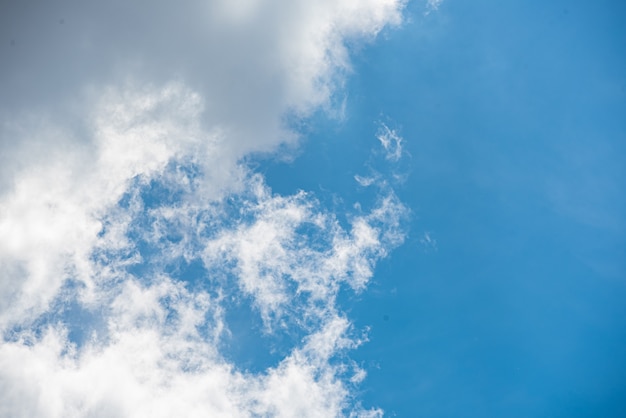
[376,123,404,162]
[0,0,410,416]
[1,0,403,159]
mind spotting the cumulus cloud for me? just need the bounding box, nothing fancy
[0,0,411,416]
[0,83,217,328]
[0,0,404,160]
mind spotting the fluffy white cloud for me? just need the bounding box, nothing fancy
[0,83,215,328]
[0,0,413,416]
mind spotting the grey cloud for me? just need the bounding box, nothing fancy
[1,0,402,155]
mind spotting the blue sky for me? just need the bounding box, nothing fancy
[262,1,626,416]
[0,1,624,417]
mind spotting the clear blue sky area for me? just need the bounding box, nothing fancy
[262,1,626,416]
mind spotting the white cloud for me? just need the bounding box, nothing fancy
[0,166,405,417]
[0,83,215,328]
[0,0,409,416]
[0,319,354,417]
[201,177,405,327]
[376,123,404,161]
[355,174,378,187]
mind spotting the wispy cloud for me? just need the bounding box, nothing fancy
[426,0,444,14]
[355,174,378,187]
[376,123,404,162]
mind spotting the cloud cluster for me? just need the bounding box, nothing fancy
[0,0,410,416]
[0,122,406,416]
